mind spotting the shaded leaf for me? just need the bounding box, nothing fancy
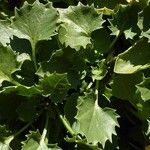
[92,59,108,81]
[0,125,14,150]
[86,0,127,9]
[38,73,70,102]
[136,77,150,101]
[111,3,140,33]
[112,72,143,103]
[138,3,150,42]
[37,48,86,89]
[21,130,49,150]
[91,28,113,54]
[0,44,20,85]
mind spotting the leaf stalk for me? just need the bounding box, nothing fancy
[40,112,49,144]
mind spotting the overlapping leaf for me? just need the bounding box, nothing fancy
[92,59,108,81]
[138,3,150,42]
[22,130,62,150]
[38,73,70,102]
[11,0,59,46]
[0,125,14,150]
[136,77,150,101]
[114,39,150,74]
[86,0,127,9]
[0,44,20,85]
[110,3,140,37]
[58,3,104,50]
[112,72,143,103]
[21,130,48,150]
[0,20,14,46]
[76,93,119,147]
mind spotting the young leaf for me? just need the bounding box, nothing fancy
[0,125,14,150]
[58,3,104,50]
[92,59,108,81]
[114,39,150,74]
[21,130,49,150]
[138,3,150,42]
[76,93,119,147]
[110,3,140,34]
[38,73,70,102]
[11,0,59,46]
[0,44,20,85]
[136,77,150,101]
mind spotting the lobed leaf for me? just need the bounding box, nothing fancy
[58,3,104,50]
[11,0,59,47]
[136,77,150,101]
[0,44,20,85]
[114,39,150,74]
[38,73,70,102]
[76,93,119,147]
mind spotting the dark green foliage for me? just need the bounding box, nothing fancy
[0,0,150,149]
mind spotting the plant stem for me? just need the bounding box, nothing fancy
[31,42,38,70]
[59,114,75,136]
[40,112,49,144]
[13,121,33,137]
[106,31,122,63]
[95,80,99,101]
[55,106,75,136]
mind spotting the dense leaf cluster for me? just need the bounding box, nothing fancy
[0,0,150,149]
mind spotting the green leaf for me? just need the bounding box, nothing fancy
[0,44,20,85]
[112,72,143,103]
[2,85,40,97]
[0,125,14,150]
[124,28,137,39]
[47,144,62,150]
[76,93,119,147]
[136,76,150,101]
[64,93,78,125]
[21,130,49,150]
[38,73,70,102]
[146,120,150,138]
[36,38,59,62]
[37,48,83,76]
[138,3,150,31]
[11,0,59,46]
[138,100,150,119]
[58,3,104,50]
[92,59,108,81]
[0,20,14,46]
[138,3,150,42]
[86,0,127,9]
[91,28,113,54]
[37,48,86,89]
[114,39,150,74]
[111,3,140,33]
[22,130,62,150]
